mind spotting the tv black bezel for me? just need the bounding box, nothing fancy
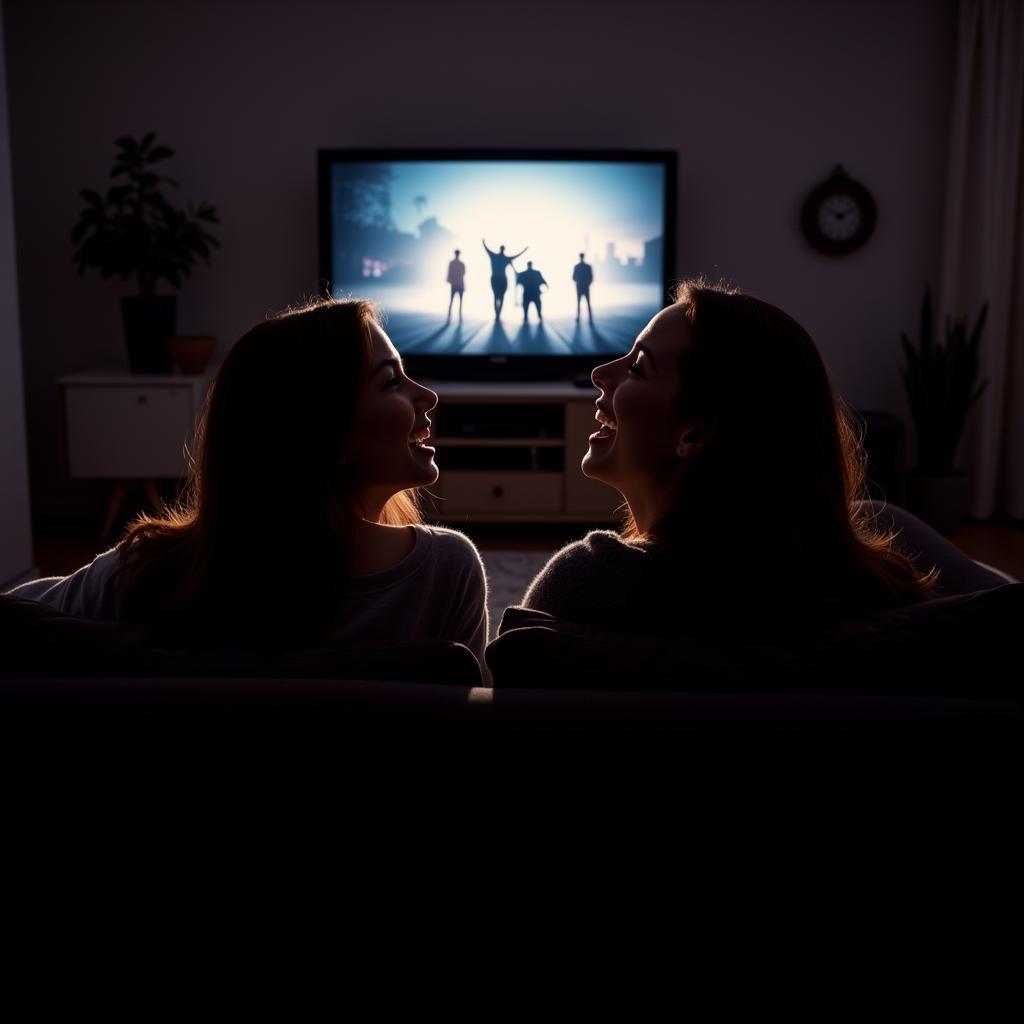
[317,147,677,381]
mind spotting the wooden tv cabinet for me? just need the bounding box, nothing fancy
[424,381,619,524]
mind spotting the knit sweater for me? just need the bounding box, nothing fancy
[521,530,671,635]
[519,518,1014,637]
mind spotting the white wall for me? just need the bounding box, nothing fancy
[0,0,34,584]
[3,0,957,519]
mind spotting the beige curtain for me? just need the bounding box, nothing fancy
[939,0,1024,519]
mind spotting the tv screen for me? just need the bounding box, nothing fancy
[318,148,676,378]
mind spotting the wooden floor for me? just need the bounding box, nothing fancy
[28,515,1024,582]
[943,519,1024,580]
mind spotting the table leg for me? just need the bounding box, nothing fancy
[142,480,163,513]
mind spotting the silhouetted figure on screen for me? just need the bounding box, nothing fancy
[517,261,548,324]
[483,239,527,320]
[446,249,465,323]
[573,253,594,323]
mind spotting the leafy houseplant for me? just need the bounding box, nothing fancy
[72,132,220,373]
[900,286,988,533]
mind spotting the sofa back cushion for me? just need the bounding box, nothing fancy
[0,595,482,687]
[485,584,1023,699]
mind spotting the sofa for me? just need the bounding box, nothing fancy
[2,585,1019,1010]
[2,581,1021,728]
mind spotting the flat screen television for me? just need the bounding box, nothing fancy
[318,148,676,380]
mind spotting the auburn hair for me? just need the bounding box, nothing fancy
[113,297,422,649]
[622,276,938,623]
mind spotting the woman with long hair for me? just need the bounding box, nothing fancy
[521,277,1010,634]
[11,298,489,660]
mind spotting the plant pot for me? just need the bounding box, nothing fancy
[168,334,216,374]
[906,469,970,535]
[121,295,176,373]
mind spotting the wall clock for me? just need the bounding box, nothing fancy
[801,165,877,255]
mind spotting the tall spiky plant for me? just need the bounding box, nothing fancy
[900,287,988,475]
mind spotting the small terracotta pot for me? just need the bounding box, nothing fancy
[168,334,216,374]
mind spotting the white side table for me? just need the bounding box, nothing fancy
[58,367,216,538]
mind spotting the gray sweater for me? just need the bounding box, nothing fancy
[522,530,667,635]
[520,519,1016,636]
[7,524,490,672]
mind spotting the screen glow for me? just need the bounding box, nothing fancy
[328,158,668,357]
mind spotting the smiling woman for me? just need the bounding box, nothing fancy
[7,298,489,662]
[344,316,442,529]
[520,276,1009,637]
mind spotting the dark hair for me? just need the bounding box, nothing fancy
[114,297,421,649]
[623,276,937,621]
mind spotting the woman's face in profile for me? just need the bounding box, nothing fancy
[346,322,439,514]
[583,304,692,498]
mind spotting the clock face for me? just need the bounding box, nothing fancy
[816,193,863,241]
[801,171,877,255]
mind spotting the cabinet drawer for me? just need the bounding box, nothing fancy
[65,385,196,478]
[439,471,563,512]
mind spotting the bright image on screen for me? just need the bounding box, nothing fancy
[329,160,665,357]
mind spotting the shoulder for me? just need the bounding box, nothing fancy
[62,545,124,585]
[530,530,653,588]
[416,524,485,572]
[522,530,655,621]
[6,546,122,617]
[414,525,488,609]
[552,529,651,565]
[70,545,124,596]
[86,545,122,573]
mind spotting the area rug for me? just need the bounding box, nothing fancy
[480,549,555,631]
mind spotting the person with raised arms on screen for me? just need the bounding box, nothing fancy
[516,261,548,324]
[482,238,527,320]
[445,249,466,324]
[516,276,1012,637]
[7,298,491,672]
[573,253,594,324]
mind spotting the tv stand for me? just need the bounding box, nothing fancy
[423,381,619,524]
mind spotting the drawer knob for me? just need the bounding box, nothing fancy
[492,485,504,498]
[137,394,148,404]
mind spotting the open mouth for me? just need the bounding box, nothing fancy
[589,408,617,443]
[409,427,435,453]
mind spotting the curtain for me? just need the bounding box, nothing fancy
[939,0,1024,519]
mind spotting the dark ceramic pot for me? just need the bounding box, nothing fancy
[121,296,176,373]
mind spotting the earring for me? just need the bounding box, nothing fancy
[677,427,701,457]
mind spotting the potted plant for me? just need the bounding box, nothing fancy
[900,286,988,534]
[72,131,220,373]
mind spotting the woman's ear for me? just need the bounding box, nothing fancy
[676,419,713,458]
